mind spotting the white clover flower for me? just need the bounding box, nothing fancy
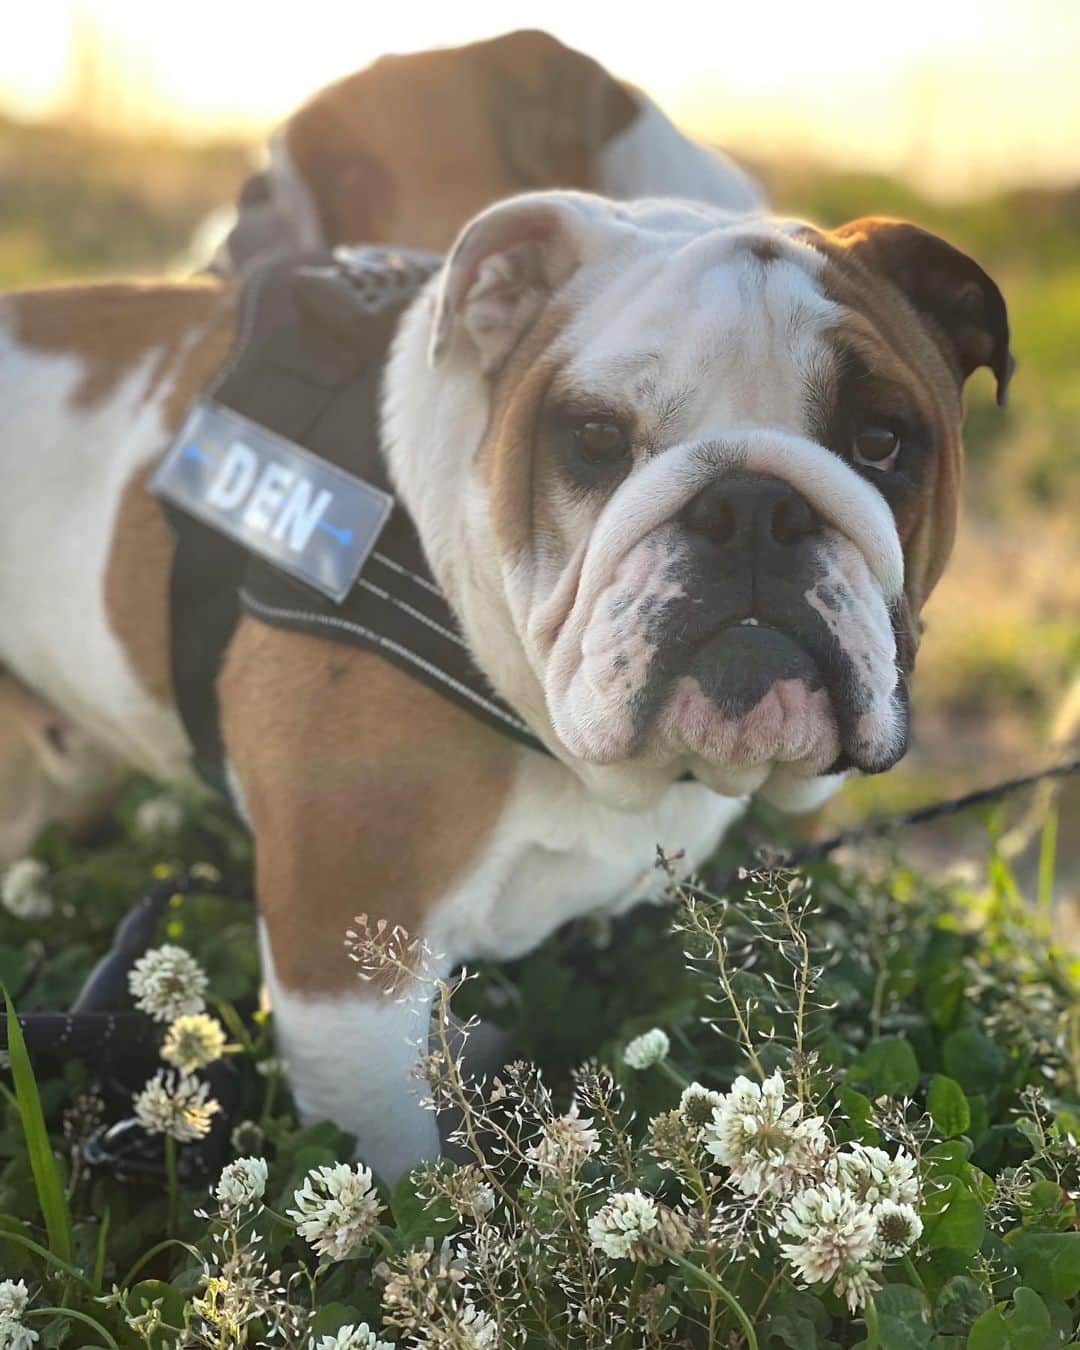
[704,1070,829,1197]
[0,1321,38,1350]
[255,1055,287,1078]
[1,859,53,921]
[0,1278,37,1350]
[133,1069,220,1142]
[134,795,185,839]
[129,944,208,1023]
[312,1324,394,1350]
[678,1083,725,1139]
[834,1260,881,1314]
[0,1282,29,1322]
[162,1013,228,1073]
[230,1119,265,1155]
[623,1028,671,1071]
[780,1182,879,1308]
[458,1302,499,1349]
[587,1189,660,1260]
[873,1198,923,1258]
[288,1162,384,1260]
[527,1104,600,1175]
[215,1156,268,1213]
[836,1144,920,1207]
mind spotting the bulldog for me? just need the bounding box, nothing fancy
[0,29,762,865]
[0,188,1010,1179]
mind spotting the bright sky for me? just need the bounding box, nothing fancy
[3,0,1079,195]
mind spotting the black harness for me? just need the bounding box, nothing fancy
[161,246,549,787]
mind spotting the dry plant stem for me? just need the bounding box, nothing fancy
[752,1271,785,1320]
[429,980,523,1220]
[775,883,813,1103]
[682,892,766,1081]
[555,1183,605,1340]
[587,1081,637,1178]
[427,979,561,1344]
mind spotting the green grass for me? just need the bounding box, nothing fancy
[0,783,1077,1346]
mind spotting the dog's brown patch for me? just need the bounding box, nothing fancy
[93,285,236,704]
[105,463,176,703]
[13,277,229,418]
[477,302,575,565]
[219,619,518,994]
[804,227,968,620]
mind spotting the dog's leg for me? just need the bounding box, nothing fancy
[258,920,448,1178]
[219,618,516,1182]
[0,675,124,862]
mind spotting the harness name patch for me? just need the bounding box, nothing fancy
[150,398,393,602]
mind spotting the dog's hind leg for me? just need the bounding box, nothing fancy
[0,674,124,862]
[219,617,516,1182]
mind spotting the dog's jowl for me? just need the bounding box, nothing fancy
[0,191,1009,1179]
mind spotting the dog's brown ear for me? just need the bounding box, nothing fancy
[431,193,600,372]
[279,105,394,249]
[831,218,1014,405]
[473,30,639,187]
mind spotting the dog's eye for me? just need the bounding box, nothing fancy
[853,424,901,471]
[572,419,630,466]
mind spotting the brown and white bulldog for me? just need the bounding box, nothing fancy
[0,187,1010,1177]
[0,29,762,863]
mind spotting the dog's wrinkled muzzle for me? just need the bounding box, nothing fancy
[535,430,910,782]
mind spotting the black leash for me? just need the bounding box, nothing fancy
[704,752,1080,892]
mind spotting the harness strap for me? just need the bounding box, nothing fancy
[163,247,551,786]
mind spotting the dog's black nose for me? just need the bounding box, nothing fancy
[682,473,819,551]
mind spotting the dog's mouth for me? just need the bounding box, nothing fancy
[642,616,908,780]
[538,491,910,788]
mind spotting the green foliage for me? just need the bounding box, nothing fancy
[1009,1233,1080,1300]
[848,1037,921,1098]
[967,1287,1057,1350]
[0,788,1077,1347]
[921,1175,986,1255]
[927,1076,971,1139]
[3,989,73,1264]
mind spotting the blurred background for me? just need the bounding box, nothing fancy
[1,1,1077,887]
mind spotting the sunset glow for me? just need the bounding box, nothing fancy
[2,0,1079,196]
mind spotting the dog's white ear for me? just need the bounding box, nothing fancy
[430,194,595,372]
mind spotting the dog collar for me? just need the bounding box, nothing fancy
[153,245,550,787]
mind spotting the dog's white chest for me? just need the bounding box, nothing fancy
[427,755,744,964]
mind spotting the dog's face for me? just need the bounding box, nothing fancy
[421,194,1011,804]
